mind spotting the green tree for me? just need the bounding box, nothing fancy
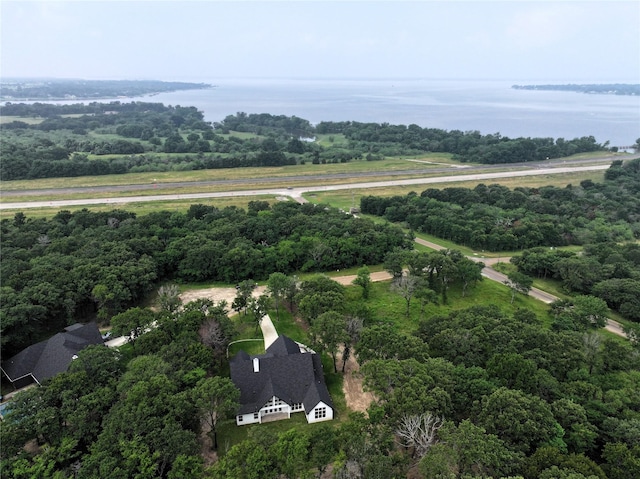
[602,442,640,479]
[352,266,372,299]
[504,271,534,304]
[419,419,522,478]
[384,249,407,280]
[550,296,609,331]
[210,440,276,479]
[311,311,348,373]
[232,279,257,316]
[477,387,565,454]
[266,272,290,321]
[271,429,310,479]
[248,294,271,333]
[110,307,155,349]
[193,376,240,450]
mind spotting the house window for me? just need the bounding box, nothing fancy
[292,403,303,411]
[254,413,259,420]
[314,407,327,419]
[238,415,243,422]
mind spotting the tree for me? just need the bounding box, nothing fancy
[550,296,609,331]
[602,442,640,479]
[383,249,407,281]
[266,272,290,321]
[199,301,234,367]
[271,429,310,479]
[392,273,422,318]
[248,294,271,333]
[193,376,240,450]
[455,257,484,297]
[395,412,443,459]
[504,271,533,304]
[342,314,364,372]
[232,279,257,316]
[310,311,348,373]
[414,282,438,320]
[477,387,564,454]
[157,284,182,313]
[210,440,276,479]
[551,399,598,454]
[352,266,372,299]
[419,419,522,478]
[110,307,155,349]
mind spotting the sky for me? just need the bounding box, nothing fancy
[1,0,639,82]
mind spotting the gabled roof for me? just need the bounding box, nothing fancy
[267,335,302,356]
[230,335,333,415]
[1,323,104,385]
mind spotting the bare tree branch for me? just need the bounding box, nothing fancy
[396,412,444,458]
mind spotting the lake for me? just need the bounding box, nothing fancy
[143,78,640,148]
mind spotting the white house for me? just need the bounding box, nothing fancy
[230,335,334,426]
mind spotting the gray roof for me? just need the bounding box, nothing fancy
[230,335,334,415]
[1,323,104,384]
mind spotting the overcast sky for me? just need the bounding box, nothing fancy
[2,0,639,82]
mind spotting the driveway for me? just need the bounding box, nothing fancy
[260,314,278,349]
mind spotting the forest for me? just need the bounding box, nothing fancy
[0,103,614,181]
[0,201,412,358]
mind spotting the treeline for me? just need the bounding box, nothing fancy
[214,112,315,138]
[0,201,412,357]
[0,79,211,100]
[512,243,640,321]
[361,159,639,251]
[319,121,606,162]
[1,103,614,180]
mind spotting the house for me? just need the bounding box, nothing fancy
[230,335,334,425]
[1,323,104,388]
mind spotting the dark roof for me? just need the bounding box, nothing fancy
[1,323,104,384]
[230,335,333,415]
[266,335,302,356]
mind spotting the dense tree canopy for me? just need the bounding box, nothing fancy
[0,202,411,356]
[361,159,640,253]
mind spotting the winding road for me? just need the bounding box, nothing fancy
[413,238,626,338]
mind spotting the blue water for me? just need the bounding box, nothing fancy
[143,79,640,148]
[17,78,640,147]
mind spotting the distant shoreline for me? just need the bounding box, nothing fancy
[0,79,214,102]
[512,83,639,96]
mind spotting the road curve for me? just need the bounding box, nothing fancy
[414,239,626,337]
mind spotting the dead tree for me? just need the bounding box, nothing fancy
[395,412,444,459]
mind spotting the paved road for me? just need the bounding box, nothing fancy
[0,164,612,210]
[413,239,626,337]
[3,154,630,198]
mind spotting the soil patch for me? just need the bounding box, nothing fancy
[337,347,376,413]
[179,286,267,308]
